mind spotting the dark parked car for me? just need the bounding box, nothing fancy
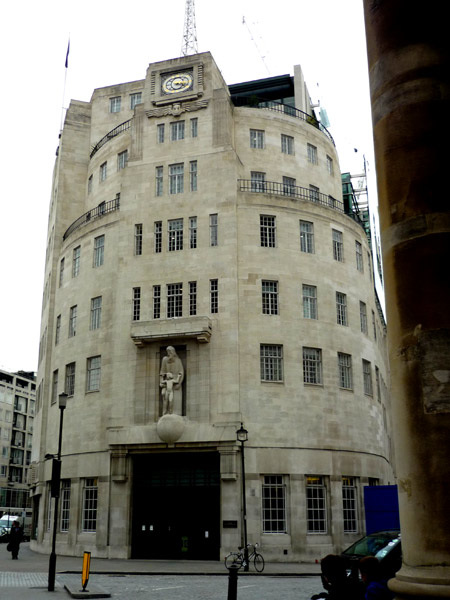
[341,530,401,580]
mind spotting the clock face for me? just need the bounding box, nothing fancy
[162,72,194,95]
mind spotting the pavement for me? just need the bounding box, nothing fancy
[0,543,321,599]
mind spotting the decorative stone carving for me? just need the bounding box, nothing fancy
[160,346,184,416]
[156,414,185,444]
[146,99,209,119]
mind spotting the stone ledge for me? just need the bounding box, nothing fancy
[131,316,212,345]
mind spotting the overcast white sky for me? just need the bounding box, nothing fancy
[0,0,380,373]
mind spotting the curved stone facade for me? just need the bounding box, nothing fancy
[32,52,393,562]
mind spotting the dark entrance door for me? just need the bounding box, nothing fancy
[132,452,220,560]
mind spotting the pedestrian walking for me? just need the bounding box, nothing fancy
[7,520,23,560]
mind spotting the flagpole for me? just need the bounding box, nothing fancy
[60,38,70,133]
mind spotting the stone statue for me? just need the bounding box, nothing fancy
[160,346,184,415]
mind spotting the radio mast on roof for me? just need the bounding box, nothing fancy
[181,0,198,56]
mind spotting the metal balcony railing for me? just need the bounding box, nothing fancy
[90,120,132,158]
[63,195,120,241]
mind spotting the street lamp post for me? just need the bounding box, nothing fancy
[48,392,68,592]
[236,423,249,572]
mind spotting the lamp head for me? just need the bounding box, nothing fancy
[236,423,248,443]
[58,392,68,409]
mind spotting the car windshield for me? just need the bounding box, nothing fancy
[342,531,400,558]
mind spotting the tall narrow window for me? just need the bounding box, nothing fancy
[309,184,320,202]
[281,134,294,155]
[251,171,266,193]
[190,117,198,138]
[306,476,327,533]
[326,155,334,174]
[189,217,197,249]
[82,478,98,532]
[99,162,107,182]
[65,362,76,396]
[153,285,161,319]
[360,301,368,334]
[157,124,165,144]
[303,347,322,384]
[93,235,105,267]
[51,370,58,405]
[332,230,344,262]
[117,150,128,170]
[250,129,265,149]
[155,166,163,196]
[154,221,162,253]
[342,477,358,533]
[372,310,377,340]
[59,258,65,287]
[262,280,279,315]
[169,163,184,194]
[362,359,373,395]
[262,475,287,533]
[68,305,77,338]
[260,215,276,247]
[375,366,381,401]
[355,241,364,272]
[189,281,197,316]
[189,160,197,191]
[90,297,102,330]
[134,224,143,256]
[210,279,218,313]
[168,219,183,251]
[167,283,183,318]
[109,96,121,113]
[302,284,317,319]
[171,120,185,141]
[88,175,93,194]
[336,292,348,326]
[72,246,81,277]
[55,315,61,345]
[60,480,71,532]
[300,221,314,253]
[307,143,318,164]
[210,214,218,247]
[132,287,141,321]
[130,92,142,109]
[260,345,283,382]
[338,353,353,389]
[283,176,296,196]
[86,356,101,392]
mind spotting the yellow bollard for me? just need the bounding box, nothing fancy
[81,551,91,592]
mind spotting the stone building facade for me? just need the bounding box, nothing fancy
[31,52,393,561]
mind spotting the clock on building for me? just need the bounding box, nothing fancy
[161,72,194,95]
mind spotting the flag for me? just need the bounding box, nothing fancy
[65,40,70,68]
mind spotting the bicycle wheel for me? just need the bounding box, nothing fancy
[254,552,265,572]
[225,552,243,570]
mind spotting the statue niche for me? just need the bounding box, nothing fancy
[159,346,185,416]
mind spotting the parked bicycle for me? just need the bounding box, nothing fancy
[225,543,265,572]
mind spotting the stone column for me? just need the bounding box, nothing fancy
[363,2,450,598]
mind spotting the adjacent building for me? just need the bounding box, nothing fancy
[31,52,394,561]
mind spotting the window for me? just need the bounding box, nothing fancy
[82,478,98,532]
[169,163,184,194]
[51,370,58,405]
[281,134,294,155]
[262,280,279,315]
[117,150,128,170]
[69,305,77,337]
[189,160,197,191]
[372,310,377,340]
[110,96,121,113]
[336,292,348,326]
[167,283,183,318]
[338,353,353,389]
[306,476,327,533]
[260,215,276,247]
[326,155,334,175]
[210,279,218,313]
[342,477,358,533]
[190,117,198,138]
[251,171,266,193]
[99,162,107,182]
[303,347,322,384]
[155,166,164,196]
[55,315,61,345]
[300,221,314,254]
[154,221,162,253]
[59,258,65,287]
[375,366,381,401]
[88,175,93,194]
[250,129,265,149]
[307,143,318,164]
[153,285,161,319]
[189,281,197,316]
[360,301,368,334]
[171,120,185,141]
[93,235,105,267]
[262,475,287,533]
[134,224,143,256]
[332,229,344,262]
[90,297,102,330]
[157,123,165,143]
[65,363,76,396]
[260,345,283,382]
[60,480,71,532]
[362,359,373,395]
[189,217,197,249]
[302,284,317,319]
[355,241,363,272]
[132,287,141,321]
[168,219,183,251]
[86,356,101,392]
[283,176,296,196]
[130,92,142,109]
[210,214,218,247]
[72,246,81,277]
[309,185,320,202]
